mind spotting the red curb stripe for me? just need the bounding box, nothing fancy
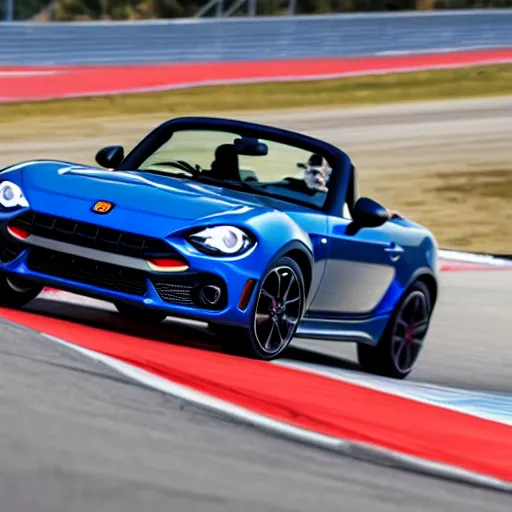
[1,49,512,102]
[1,306,511,482]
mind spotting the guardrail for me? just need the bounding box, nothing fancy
[1,10,512,65]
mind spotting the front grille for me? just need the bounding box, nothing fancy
[12,211,174,259]
[153,282,194,305]
[27,247,147,296]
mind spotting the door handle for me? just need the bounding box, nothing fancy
[385,243,404,261]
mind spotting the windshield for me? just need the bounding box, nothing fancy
[136,129,333,209]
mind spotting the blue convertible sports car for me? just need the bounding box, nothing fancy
[0,117,439,378]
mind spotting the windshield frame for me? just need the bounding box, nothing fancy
[118,116,353,216]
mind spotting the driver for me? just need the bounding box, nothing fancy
[296,154,332,193]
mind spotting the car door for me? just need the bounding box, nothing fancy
[307,212,402,318]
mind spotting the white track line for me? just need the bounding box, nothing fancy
[41,332,512,493]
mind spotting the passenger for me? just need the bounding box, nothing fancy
[296,154,332,193]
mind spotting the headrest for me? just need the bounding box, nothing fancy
[210,144,240,180]
[214,144,238,160]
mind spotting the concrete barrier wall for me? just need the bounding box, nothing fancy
[1,10,511,65]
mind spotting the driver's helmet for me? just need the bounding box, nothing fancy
[297,154,332,193]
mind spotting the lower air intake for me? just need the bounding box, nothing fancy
[27,247,147,296]
[152,282,194,306]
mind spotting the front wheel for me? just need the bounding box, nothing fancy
[114,302,167,324]
[212,256,305,360]
[357,281,432,379]
[0,273,43,308]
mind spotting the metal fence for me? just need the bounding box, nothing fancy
[1,10,511,65]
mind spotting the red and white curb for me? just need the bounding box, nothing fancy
[41,332,512,493]
[38,288,512,427]
[439,249,512,271]
[274,359,512,427]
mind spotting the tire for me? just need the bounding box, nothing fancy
[211,256,306,361]
[114,301,167,324]
[357,281,432,379]
[0,273,43,308]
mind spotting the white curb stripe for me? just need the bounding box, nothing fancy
[42,332,512,493]
[0,70,62,78]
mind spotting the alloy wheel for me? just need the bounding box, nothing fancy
[253,265,303,356]
[391,290,431,374]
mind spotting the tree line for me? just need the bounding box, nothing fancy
[4,0,511,21]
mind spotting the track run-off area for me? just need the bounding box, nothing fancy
[1,54,512,509]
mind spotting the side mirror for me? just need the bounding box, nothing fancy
[352,197,389,228]
[95,145,124,169]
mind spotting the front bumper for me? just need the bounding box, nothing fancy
[0,215,262,327]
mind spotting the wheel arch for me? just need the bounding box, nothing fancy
[282,248,313,298]
[268,240,314,299]
[413,272,438,308]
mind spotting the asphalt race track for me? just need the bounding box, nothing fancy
[0,98,511,510]
[291,269,512,394]
[0,269,511,511]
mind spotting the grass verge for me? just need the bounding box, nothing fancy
[1,64,511,122]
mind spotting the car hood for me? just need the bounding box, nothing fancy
[20,162,271,221]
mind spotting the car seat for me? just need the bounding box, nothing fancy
[209,144,241,181]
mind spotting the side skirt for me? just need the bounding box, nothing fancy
[295,313,391,346]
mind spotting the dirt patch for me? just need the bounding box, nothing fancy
[364,169,512,254]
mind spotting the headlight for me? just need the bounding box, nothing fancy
[188,226,254,256]
[0,181,29,209]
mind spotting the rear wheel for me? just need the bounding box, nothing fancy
[357,281,432,379]
[0,273,43,308]
[114,302,167,324]
[211,256,305,360]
